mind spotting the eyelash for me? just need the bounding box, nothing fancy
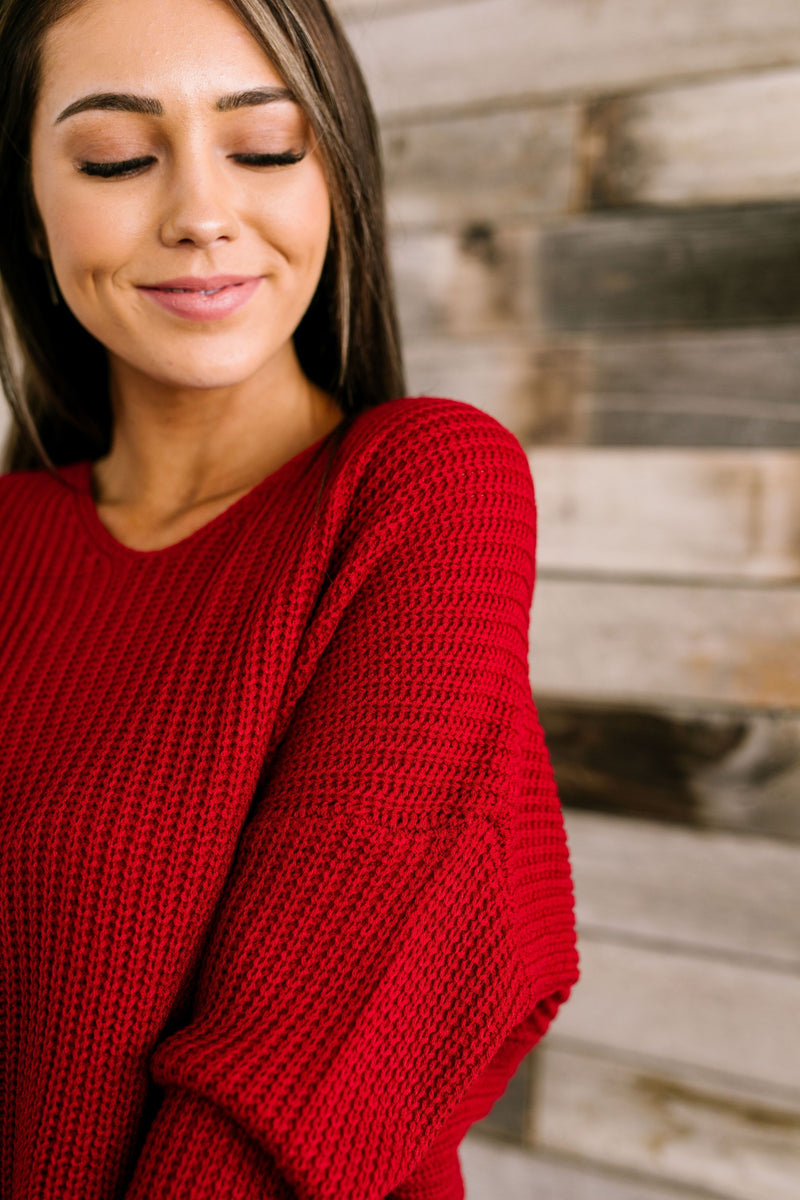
[77,150,305,178]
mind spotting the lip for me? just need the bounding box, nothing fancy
[137,275,262,321]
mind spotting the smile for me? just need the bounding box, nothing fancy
[137,277,262,321]
[162,286,226,294]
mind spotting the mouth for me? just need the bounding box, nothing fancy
[158,285,234,295]
[137,276,262,321]
[141,273,260,289]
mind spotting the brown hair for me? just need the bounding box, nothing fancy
[0,0,406,474]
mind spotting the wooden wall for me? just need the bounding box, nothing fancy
[334,1,800,1196]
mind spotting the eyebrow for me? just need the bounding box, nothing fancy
[54,86,295,125]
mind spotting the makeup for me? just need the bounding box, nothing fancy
[137,275,262,320]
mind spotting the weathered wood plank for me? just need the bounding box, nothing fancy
[461,1132,720,1200]
[341,0,800,119]
[383,103,580,228]
[528,447,800,580]
[562,808,800,966]
[404,329,800,448]
[581,67,800,210]
[474,1051,531,1142]
[404,336,591,444]
[587,328,800,446]
[547,938,800,1094]
[530,578,800,707]
[541,701,800,840]
[539,202,800,331]
[535,1046,800,1200]
[390,224,538,337]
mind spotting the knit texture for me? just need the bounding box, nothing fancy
[0,394,579,1199]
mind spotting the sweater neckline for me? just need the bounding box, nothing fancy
[68,429,335,563]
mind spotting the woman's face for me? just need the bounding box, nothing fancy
[29,0,332,395]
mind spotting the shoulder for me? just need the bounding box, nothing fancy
[339,395,535,511]
[321,397,538,594]
[0,462,81,512]
[0,466,50,510]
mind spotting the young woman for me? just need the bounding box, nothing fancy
[0,0,580,1196]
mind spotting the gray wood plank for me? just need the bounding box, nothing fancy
[402,329,800,448]
[562,808,800,966]
[341,0,800,119]
[530,578,800,708]
[528,447,800,580]
[403,336,591,445]
[383,103,580,228]
[390,224,538,337]
[580,68,800,210]
[461,1134,726,1200]
[588,328,800,446]
[547,938,800,1094]
[539,203,800,331]
[535,1047,800,1200]
[540,701,800,840]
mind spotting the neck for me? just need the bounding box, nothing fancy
[92,348,343,519]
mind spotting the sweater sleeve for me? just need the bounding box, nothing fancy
[121,401,580,1200]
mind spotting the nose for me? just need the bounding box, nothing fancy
[159,154,240,248]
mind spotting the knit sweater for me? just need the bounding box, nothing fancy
[0,393,579,1200]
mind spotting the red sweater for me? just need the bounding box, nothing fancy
[0,394,579,1199]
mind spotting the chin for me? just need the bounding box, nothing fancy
[134,348,281,391]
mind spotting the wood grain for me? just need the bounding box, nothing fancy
[390,223,539,337]
[580,68,800,210]
[383,103,579,228]
[403,329,800,447]
[546,938,800,1093]
[341,0,800,119]
[536,1046,800,1200]
[540,701,800,840]
[528,447,800,580]
[461,1131,716,1200]
[530,578,800,707]
[563,808,800,967]
[539,202,800,331]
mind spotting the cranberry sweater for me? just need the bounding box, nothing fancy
[0,394,579,1200]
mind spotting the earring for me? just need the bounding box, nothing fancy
[43,258,60,306]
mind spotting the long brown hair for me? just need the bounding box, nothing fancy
[0,0,406,474]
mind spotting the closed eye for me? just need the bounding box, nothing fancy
[78,156,156,178]
[77,149,306,178]
[235,150,305,168]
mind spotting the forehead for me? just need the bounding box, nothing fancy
[37,0,288,116]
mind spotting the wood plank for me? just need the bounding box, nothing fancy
[404,329,800,448]
[539,202,800,331]
[404,336,591,444]
[461,1133,721,1200]
[581,68,800,210]
[530,578,800,707]
[546,939,800,1094]
[341,0,800,119]
[390,225,538,337]
[587,328,800,446]
[562,809,800,967]
[540,701,800,841]
[528,447,800,580]
[474,1050,530,1142]
[535,1046,800,1200]
[383,103,580,228]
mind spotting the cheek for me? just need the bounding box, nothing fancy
[35,176,143,279]
[267,168,331,270]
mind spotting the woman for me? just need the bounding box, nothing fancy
[0,0,580,1196]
